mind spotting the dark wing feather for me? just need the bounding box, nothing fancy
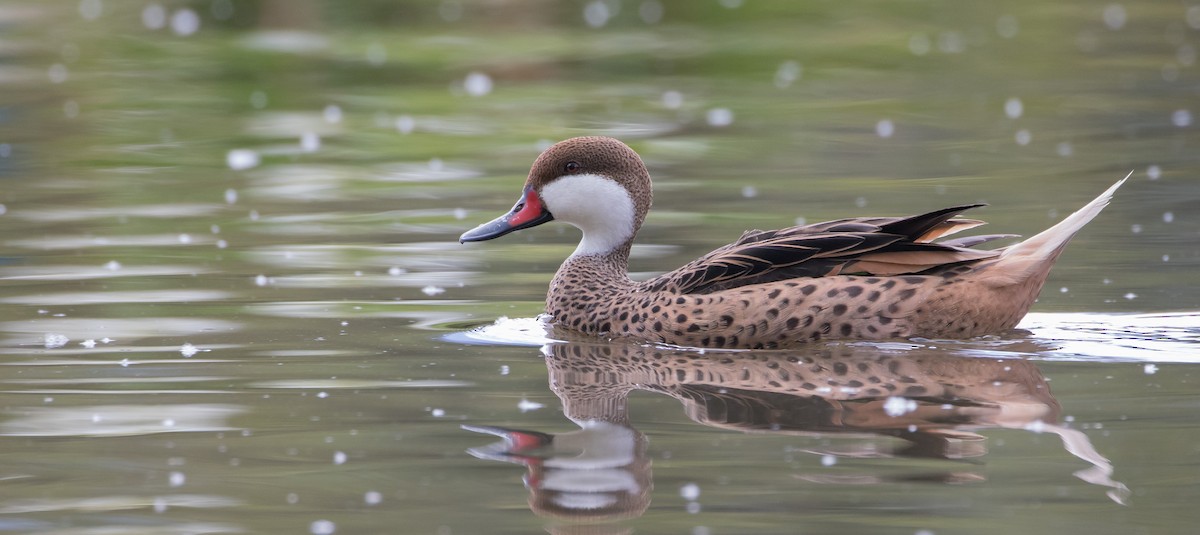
[640,204,1001,295]
[878,204,986,239]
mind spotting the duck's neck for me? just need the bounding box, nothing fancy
[547,242,636,318]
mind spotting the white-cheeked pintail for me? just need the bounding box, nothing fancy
[460,136,1127,348]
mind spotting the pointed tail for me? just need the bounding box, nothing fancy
[991,173,1129,283]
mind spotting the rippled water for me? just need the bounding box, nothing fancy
[2,1,1199,533]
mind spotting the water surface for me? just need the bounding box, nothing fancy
[1,1,1199,533]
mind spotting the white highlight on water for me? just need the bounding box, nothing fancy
[1004,97,1023,119]
[875,119,894,138]
[171,8,200,36]
[706,108,734,127]
[44,334,70,349]
[680,482,700,500]
[227,149,260,170]
[884,396,917,417]
[180,343,200,358]
[463,72,493,97]
[662,90,683,109]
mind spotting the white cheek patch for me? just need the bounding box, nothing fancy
[540,174,636,257]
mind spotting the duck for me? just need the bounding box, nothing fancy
[460,136,1127,348]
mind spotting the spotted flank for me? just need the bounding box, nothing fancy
[461,136,1127,348]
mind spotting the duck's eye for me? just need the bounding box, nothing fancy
[564,161,581,173]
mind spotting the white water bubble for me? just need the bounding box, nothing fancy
[226,149,260,170]
[323,105,342,123]
[774,60,802,88]
[884,396,917,416]
[680,483,700,500]
[395,115,415,134]
[44,334,70,349]
[1015,129,1031,146]
[463,71,493,97]
[79,0,102,20]
[310,520,336,535]
[639,0,663,24]
[430,408,445,417]
[105,260,121,271]
[1124,292,1138,300]
[908,33,932,56]
[180,343,200,358]
[821,454,837,466]
[333,451,347,465]
[875,119,894,138]
[662,90,683,109]
[48,64,68,84]
[142,3,167,28]
[584,1,610,27]
[1004,97,1023,119]
[364,491,383,505]
[1130,224,1142,234]
[171,9,200,36]
[1172,109,1192,127]
[224,188,238,204]
[741,186,757,198]
[1144,363,1158,375]
[706,107,733,127]
[300,132,320,152]
[1147,165,1161,180]
[1103,4,1126,30]
[80,339,96,348]
[255,274,269,286]
[1163,211,1174,223]
[1056,142,1073,157]
[169,472,186,487]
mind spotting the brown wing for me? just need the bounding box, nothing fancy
[640,204,1001,295]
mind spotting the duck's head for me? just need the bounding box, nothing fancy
[459,136,652,256]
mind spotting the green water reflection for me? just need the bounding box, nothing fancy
[1,1,1198,533]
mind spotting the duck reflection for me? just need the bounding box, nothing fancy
[465,341,1128,524]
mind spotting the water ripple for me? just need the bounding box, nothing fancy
[0,404,243,437]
